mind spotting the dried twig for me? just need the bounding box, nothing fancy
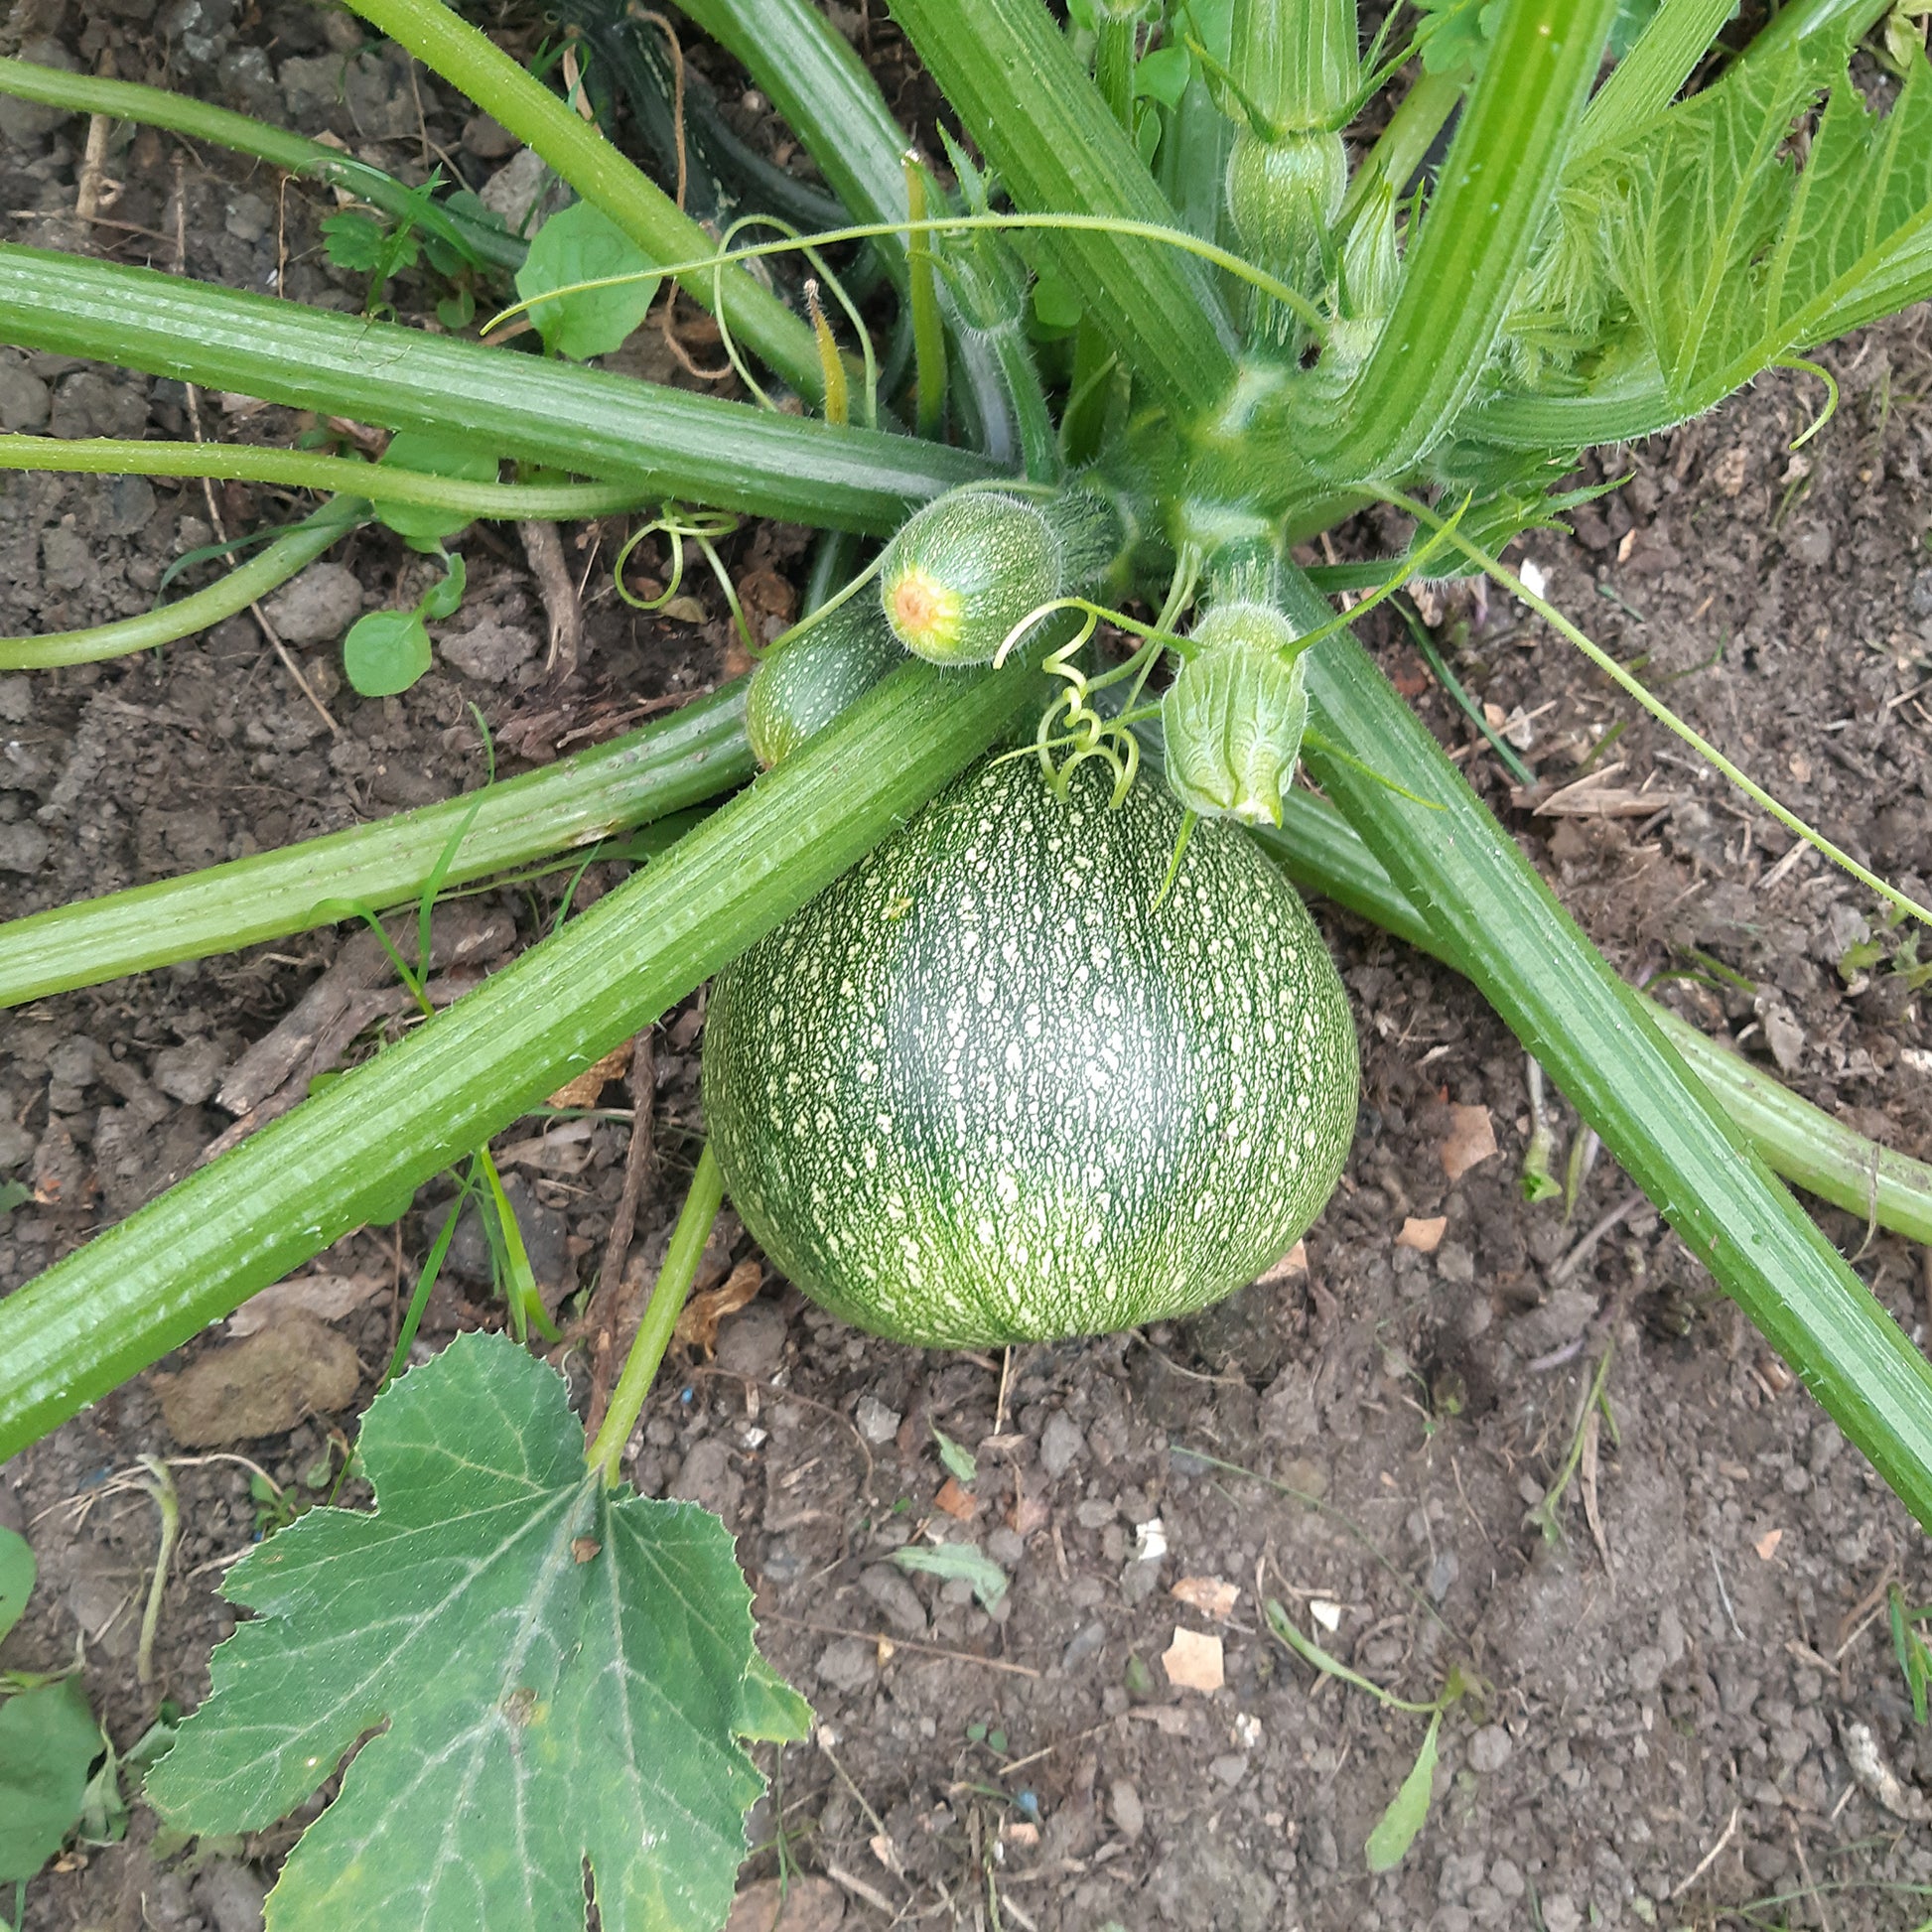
[764,1613,1041,1679]
[1669,1804,1739,1899]
[519,519,584,680]
[584,1033,657,1436]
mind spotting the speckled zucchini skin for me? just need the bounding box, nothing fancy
[746,597,903,768]
[702,754,1359,1346]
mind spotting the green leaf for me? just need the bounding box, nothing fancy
[1134,46,1193,108]
[893,1541,1008,1610]
[0,1527,33,1643]
[1413,0,1503,74]
[735,1651,813,1744]
[0,1679,101,1881]
[516,202,661,361]
[377,429,499,552]
[931,1425,977,1486]
[147,1332,805,1932]
[1363,1710,1441,1872]
[417,549,468,622]
[0,1179,27,1220]
[1579,36,1932,411]
[342,611,432,698]
[1031,264,1085,333]
[320,209,390,273]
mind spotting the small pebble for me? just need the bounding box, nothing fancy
[1468,1724,1513,1774]
[1039,1410,1085,1479]
[1109,1778,1144,1843]
[854,1394,900,1444]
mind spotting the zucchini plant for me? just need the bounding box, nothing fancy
[2,0,1932,1913]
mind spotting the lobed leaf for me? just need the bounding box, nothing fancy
[148,1332,806,1932]
[1556,35,1932,410]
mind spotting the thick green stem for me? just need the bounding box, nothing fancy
[0,59,525,269]
[1338,66,1462,219]
[337,0,825,399]
[0,439,645,517]
[1093,16,1137,128]
[1311,0,1618,478]
[0,246,993,532]
[1251,796,1932,1246]
[673,0,913,284]
[890,0,1240,417]
[1,497,362,671]
[0,682,753,1007]
[0,653,1043,1459]
[586,1145,723,1485]
[903,162,948,442]
[1283,571,1932,1531]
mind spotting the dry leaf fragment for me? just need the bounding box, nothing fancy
[1127,1705,1196,1734]
[1162,1627,1225,1694]
[1009,1485,1049,1538]
[1309,1598,1343,1632]
[673,1258,762,1354]
[1396,1215,1448,1255]
[1170,1577,1239,1620]
[1256,1240,1308,1285]
[1441,1104,1499,1182]
[227,1271,385,1337]
[546,1039,632,1110]
[933,1477,980,1522]
[725,1875,847,1932]
[1754,1527,1784,1562]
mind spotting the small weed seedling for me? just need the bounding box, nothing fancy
[1264,1594,1477,1872]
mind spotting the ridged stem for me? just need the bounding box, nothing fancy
[889,0,1240,417]
[0,59,524,268]
[0,682,754,1006]
[1250,797,1932,1246]
[0,438,647,517]
[336,0,826,399]
[0,654,1043,1458]
[1310,0,1618,478]
[0,245,994,532]
[1285,571,1932,1531]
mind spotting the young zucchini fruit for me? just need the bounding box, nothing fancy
[702,753,1358,1346]
[878,484,1124,663]
[746,594,903,768]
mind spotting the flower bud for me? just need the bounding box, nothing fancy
[1164,639,1309,828]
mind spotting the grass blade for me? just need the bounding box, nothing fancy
[1250,795,1932,1247]
[1286,572,1932,1531]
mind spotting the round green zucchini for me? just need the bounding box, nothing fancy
[702,754,1359,1346]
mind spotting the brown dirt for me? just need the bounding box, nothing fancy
[4,5,1932,1930]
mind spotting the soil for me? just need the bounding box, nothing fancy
[3,4,1932,1930]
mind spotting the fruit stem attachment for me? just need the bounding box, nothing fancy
[587,1141,724,1487]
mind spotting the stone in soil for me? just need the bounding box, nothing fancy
[151,1313,361,1445]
